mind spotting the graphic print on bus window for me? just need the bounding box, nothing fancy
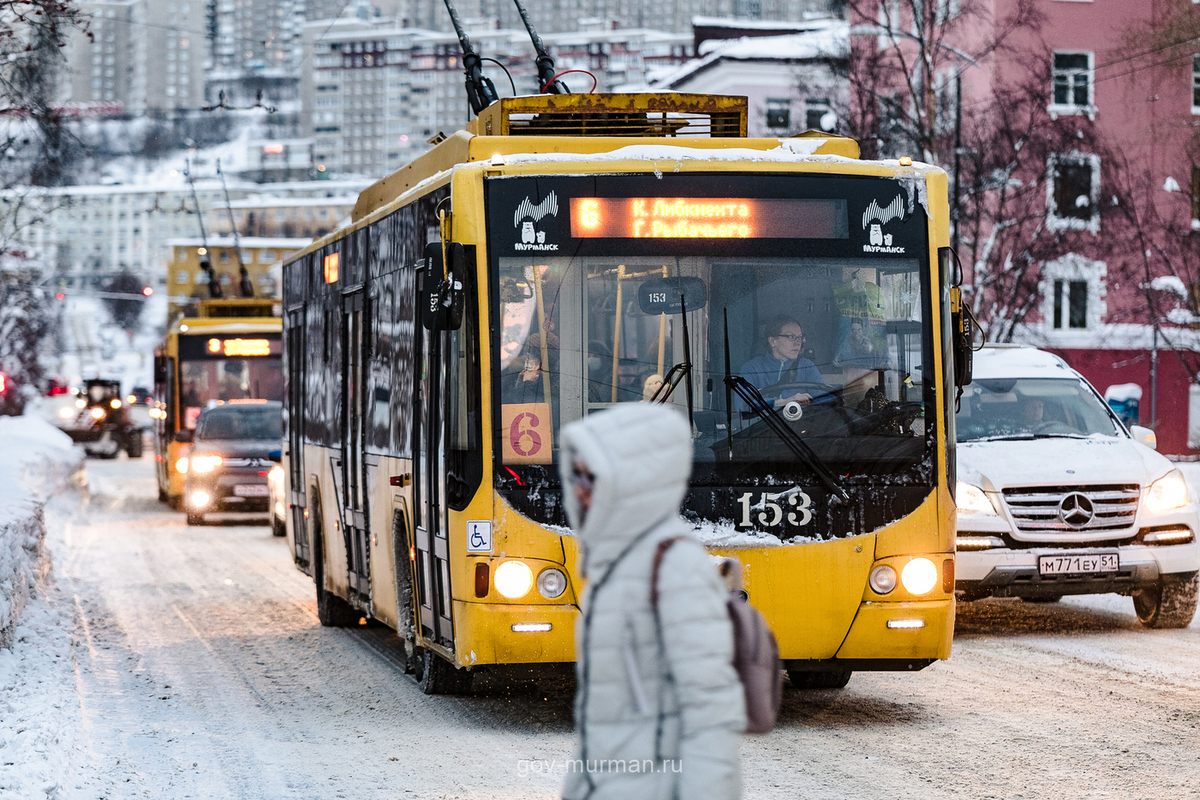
[513,191,560,252]
[861,194,907,254]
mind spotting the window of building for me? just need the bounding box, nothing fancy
[1193,55,1200,114]
[1052,51,1093,112]
[765,98,790,130]
[805,98,833,131]
[1041,253,1106,333]
[1053,279,1088,328]
[1047,152,1100,232]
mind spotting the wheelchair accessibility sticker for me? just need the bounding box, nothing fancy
[467,521,492,553]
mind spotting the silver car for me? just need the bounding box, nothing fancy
[955,345,1199,628]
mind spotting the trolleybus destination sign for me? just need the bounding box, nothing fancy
[569,197,848,240]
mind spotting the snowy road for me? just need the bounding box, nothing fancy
[15,456,1200,799]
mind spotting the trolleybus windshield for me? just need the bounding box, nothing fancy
[488,174,935,491]
[177,334,283,430]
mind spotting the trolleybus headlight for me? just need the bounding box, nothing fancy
[494,561,534,599]
[900,558,938,595]
[1146,469,1190,513]
[189,490,211,508]
[110,398,122,409]
[537,568,568,599]
[955,481,997,515]
[869,565,897,595]
[191,455,223,474]
[175,457,189,474]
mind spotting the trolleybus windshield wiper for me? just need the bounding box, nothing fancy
[722,308,848,502]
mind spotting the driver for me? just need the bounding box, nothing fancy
[1019,397,1045,431]
[738,316,825,408]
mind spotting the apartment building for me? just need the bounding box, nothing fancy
[300,17,692,177]
[166,236,311,321]
[65,0,207,114]
[210,195,358,238]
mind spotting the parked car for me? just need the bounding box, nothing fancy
[177,400,283,525]
[267,454,286,537]
[955,345,1199,628]
[178,400,282,525]
[63,379,143,458]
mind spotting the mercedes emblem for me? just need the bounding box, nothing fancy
[1058,492,1095,528]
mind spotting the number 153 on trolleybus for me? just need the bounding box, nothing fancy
[279,92,972,694]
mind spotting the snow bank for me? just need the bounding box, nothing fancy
[0,416,84,647]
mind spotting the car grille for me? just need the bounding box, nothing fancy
[1001,484,1140,533]
[221,457,270,469]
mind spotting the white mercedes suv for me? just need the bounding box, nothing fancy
[955,345,1199,628]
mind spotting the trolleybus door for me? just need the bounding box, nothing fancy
[341,291,371,599]
[413,267,454,648]
[286,308,310,567]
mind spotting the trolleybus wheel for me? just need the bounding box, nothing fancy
[125,432,143,458]
[158,487,168,503]
[787,669,851,690]
[1133,573,1199,629]
[416,647,473,695]
[167,494,182,511]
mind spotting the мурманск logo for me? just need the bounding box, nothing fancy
[513,191,560,251]
[861,195,907,254]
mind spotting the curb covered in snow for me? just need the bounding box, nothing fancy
[0,416,85,647]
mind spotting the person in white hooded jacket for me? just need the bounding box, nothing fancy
[560,403,746,800]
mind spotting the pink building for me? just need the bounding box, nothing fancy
[853,0,1200,453]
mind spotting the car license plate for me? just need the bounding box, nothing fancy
[233,484,269,497]
[1037,552,1119,576]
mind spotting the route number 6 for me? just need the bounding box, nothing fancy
[736,489,813,528]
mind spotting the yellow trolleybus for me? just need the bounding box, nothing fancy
[154,299,284,508]
[280,92,970,693]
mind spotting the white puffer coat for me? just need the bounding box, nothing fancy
[560,404,745,800]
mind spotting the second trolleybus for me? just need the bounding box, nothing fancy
[279,92,972,693]
[153,298,284,509]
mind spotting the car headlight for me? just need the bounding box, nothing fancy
[1146,469,1190,513]
[58,407,73,419]
[494,561,534,599]
[956,481,997,515]
[90,407,105,419]
[190,455,223,474]
[900,558,938,595]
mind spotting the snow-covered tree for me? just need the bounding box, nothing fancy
[0,258,53,416]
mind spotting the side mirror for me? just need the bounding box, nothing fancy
[268,449,282,463]
[949,285,974,389]
[1129,425,1157,450]
[173,429,194,444]
[421,242,466,331]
